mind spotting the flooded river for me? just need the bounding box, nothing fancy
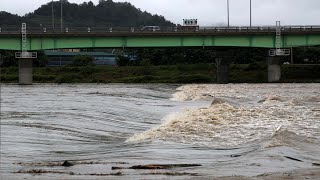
[1,83,320,179]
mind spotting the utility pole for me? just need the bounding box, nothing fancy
[250,0,252,28]
[60,0,63,32]
[52,0,55,31]
[227,0,230,28]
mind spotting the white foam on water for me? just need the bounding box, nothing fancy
[128,84,320,147]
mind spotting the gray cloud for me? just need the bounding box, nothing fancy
[0,0,319,26]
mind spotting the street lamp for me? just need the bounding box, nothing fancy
[227,0,230,28]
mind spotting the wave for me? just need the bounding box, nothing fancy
[127,102,270,147]
[171,85,214,101]
[258,95,284,104]
[264,129,319,149]
[128,96,320,148]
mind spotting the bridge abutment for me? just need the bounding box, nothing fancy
[19,59,33,85]
[267,56,281,83]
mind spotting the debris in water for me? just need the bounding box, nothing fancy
[230,154,242,158]
[272,125,283,136]
[14,161,128,167]
[16,169,71,174]
[62,160,74,167]
[284,156,303,162]
[112,164,201,170]
[312,162,320,166]
[86,171,123,176]
[141,172,199,176]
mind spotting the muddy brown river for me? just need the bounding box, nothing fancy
[1,83,320,179]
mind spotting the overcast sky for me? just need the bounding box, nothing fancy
[0,0,319,26]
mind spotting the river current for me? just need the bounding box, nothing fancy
[1,83,319,179]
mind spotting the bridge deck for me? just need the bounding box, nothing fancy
[0,26,320,50]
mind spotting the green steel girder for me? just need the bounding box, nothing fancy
[0,33,320,51]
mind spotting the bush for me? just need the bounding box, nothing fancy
[175,74,212,83]
[54,73,83,83]
[69,55,95,67]
[34,75,56,82]
[1,75,18,82]
[245,62,266,71]
[116,55,130,66]
[121,75,157,83]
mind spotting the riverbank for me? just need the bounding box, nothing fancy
[1,63,319,83]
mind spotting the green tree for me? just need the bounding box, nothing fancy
[33,51,48,67]
[116,54,130,66]
[0,51,18,67]
[69,55,95,66]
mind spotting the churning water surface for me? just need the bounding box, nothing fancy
[0,83,320,179]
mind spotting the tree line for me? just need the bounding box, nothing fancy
[0,0,173,28]
[116,47,320,66]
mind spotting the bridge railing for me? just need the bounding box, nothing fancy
[1,25,320,34]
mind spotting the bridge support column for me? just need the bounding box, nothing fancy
[215,57,232,83]
[19,59,33,85]
[215,50,233,84]
[267,57,281,83]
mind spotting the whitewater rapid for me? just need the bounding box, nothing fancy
[128,84,320,147]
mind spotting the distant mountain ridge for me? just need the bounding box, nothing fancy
[0,0,174,27]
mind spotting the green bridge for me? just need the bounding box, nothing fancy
[1,26,320,85]
[0,30,320,50]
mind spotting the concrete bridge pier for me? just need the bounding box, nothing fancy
[215,50,233,84]
[215,57,232,83]
[19,59,33,85]
[267,56,281,82]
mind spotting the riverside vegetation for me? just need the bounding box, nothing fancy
[1,47,320,83]
[1,60,320,83]
[1,47,320,84]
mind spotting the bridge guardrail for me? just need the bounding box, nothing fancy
[1,25,320,34]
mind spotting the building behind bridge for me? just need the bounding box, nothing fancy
[45,50,117,66]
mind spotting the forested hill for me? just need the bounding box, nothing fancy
[0,0,174,27]
[0,12,23,25]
